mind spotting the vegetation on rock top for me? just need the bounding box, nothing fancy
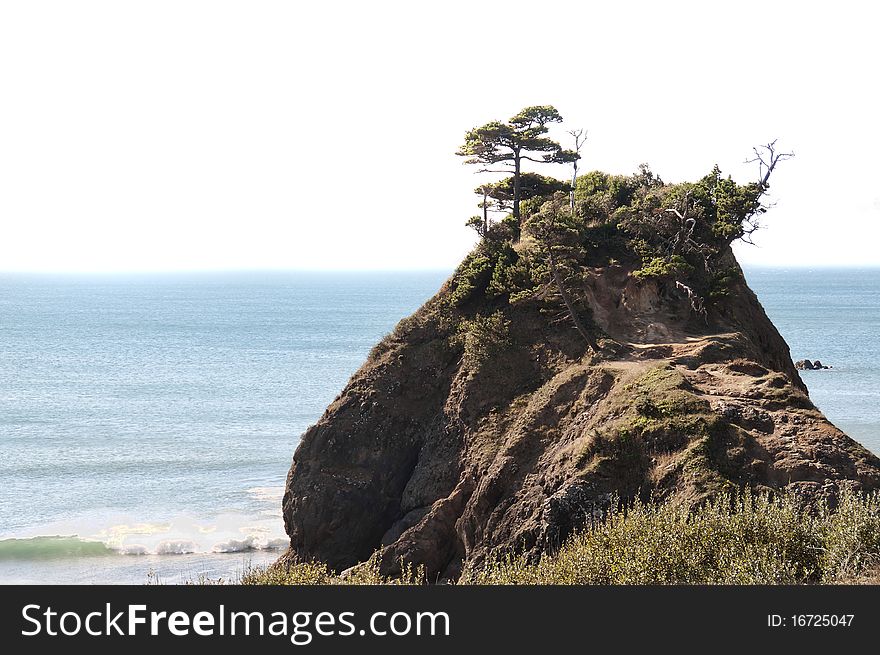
[450,105,792,346]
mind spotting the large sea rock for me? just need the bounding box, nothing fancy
[279,249,880,579]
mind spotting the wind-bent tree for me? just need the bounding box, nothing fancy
[618,141,793,316]
[466,183,494,238]
[741,140,794,243]
[631,140,794,262]
[567,129,588,212]
[529,192,599,351]
[457,106,578,222]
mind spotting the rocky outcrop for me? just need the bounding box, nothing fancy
[796,359,831,370]
[280,254,880,580]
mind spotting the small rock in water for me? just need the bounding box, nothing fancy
[795,359,831,370]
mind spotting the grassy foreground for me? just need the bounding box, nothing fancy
[227,492,880,585]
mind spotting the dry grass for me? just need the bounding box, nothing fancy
[197,553,425,586]
[459,491,880,585]
[224,491,880,586]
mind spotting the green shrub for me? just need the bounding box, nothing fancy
[820,491,880,581]
[448,252,493,307]
[453,311,511,371]
[707,267,739,300]
[461,491,880,585]
[632,255,693,280]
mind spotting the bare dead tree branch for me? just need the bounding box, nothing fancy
[675,281,707,320]
[735,139,794,243]
[745,139,794,189]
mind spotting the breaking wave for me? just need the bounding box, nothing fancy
[1,484,288,561]
[0,536,113,560]
[155,540,198,555]
[0,533,287,560]
[212,536,287,553]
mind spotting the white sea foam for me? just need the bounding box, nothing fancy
[116,544,149,556]
[212,536,260,553]
[211,535,288,553]
[155,540,197,555]
[7,533,286,558]
[5,494,289,560]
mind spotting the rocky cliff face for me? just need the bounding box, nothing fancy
[280,249,880,580]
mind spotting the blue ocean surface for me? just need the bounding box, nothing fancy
[743,267,880,454]
[0,271,450,583]
[0,268,877,583]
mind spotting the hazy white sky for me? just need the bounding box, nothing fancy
[1,1,878,272]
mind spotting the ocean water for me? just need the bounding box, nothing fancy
[743,267,880,455]
[0,268,877,584]
[0,271,450,583]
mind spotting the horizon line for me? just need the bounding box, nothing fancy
[1,263,880,275]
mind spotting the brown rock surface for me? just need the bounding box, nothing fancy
[280,255,880,579]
